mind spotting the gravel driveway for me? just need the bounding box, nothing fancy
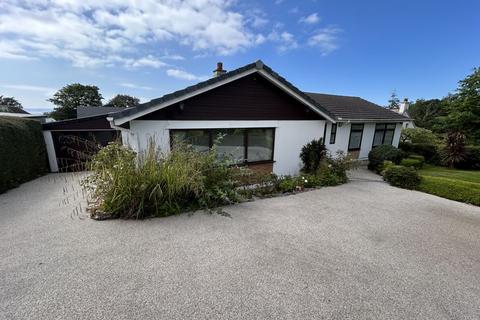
[1,169,480,319]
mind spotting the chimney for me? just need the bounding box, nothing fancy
[213,62,226,77]
[399,98,409,114]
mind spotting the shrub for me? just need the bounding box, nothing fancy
[379,160,394,175]
[368,145,404,172]
[0,116,48,193]
[455,146,480,170]
[278,175,300,193]
[408,154,425,164]
[300,138,326,173]
[83,142,244,219]
[383,165,421,189]
[441,131,467,168]
[399,142,439,164]
[401,127,439,144]
[418,176,480,206]
[400,158,423,169]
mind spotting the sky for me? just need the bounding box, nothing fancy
[0,0,479,114]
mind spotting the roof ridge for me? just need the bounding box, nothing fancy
[304,92,361,99]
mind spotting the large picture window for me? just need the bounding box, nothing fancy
[170,128,275,164]
[373,123,396,147]
[348,123,364,151]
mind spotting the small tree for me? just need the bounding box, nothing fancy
[107,94,140,108]
[442,131,466,168]
[48,83,103,120]
[387,90,400,110]
[0,95,23,109]
[300,138,326,173]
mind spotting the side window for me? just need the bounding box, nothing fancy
[329,124,337,144]
[348,124,364,151]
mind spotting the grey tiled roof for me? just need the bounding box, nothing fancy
[109,60,336,121]
[108,60,410,123]
[305,93,410,121]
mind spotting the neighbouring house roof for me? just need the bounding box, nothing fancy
[305,93,410,121]
[0,105,30,114]
[107,60,410,125]
[77,106,128,118]
[42,114,114,131]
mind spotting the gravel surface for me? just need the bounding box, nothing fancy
[1,169,480,320]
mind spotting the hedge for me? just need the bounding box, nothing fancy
[398,142,439,164]
[0,116,48,193]
[418,176,480,206]
[383,165,421,190]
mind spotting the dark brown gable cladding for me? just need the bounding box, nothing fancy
[138,73,324,121]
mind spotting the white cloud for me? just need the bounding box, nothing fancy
[119,83,153,90]
[308,27,342,56]
[299,13,320,24]
[166,69,208,81]
[0,0,260,68]
[0,84,55,97]
[267,30,298,52]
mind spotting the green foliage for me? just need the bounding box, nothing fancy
[300,138,326,173]
[418,176,480,206]
[408,99,446,130]
[438,68,480,144]
[278,176,300,193]
[368,145,404,172]
[419,164,480,184]
[457,146,480,170]
[0,95,22,109]
[398,142,439,164]
[107,94,140,108]
[379,160,394,175]
[0,117,48,193]
[400,158,423,169]
[383,165,421,190]
[48,83,103,120]
[387,90,400,110]
[400,127,439,144]
[83,142,244,219]
[441,131,467,168]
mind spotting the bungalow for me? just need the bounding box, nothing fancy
[43,60,410,174]
[106,60,410,175]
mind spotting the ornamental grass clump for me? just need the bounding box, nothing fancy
[82,141,243,219]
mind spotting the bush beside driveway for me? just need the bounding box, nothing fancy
[1,169,480,320]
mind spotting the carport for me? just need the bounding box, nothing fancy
[42,115,119,172]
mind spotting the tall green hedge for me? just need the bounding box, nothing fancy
[0,116,48,193]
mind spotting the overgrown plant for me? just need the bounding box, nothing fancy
[82,141,244,219]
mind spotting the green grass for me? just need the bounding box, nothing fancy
[417,165,480,206]
[419,165,480,184]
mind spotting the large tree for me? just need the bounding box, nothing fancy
[408,98,447,130]
[48,83,103,120]
[0,95,23,109]
[387,90,400,109]
[439,67,480,143]
[107,94,140,108]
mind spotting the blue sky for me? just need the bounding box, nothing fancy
[0,0,478,114]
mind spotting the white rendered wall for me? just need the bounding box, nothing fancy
[127,120,326,175]
[325,121,404,159]
[42,130,59,172]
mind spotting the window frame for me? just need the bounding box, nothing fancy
[170,128,276,165]
[329,123,337,144]
[347,123,364,151]
[372,123,396,147]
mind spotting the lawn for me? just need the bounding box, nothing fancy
[418,165,480,206]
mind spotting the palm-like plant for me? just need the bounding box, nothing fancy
[442,131,466,168]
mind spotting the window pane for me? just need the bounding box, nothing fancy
[330,124,337,144]
[213,129,245,163]
[351,124,364,130]
[386,124,396,130]
[384,130,394,145]
[373,130,384,147]
[375,123,386,130]
[247,128,274,162]
[171,130,209,152]
[349,131,363,150]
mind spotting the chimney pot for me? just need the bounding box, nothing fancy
[213,62,226,77]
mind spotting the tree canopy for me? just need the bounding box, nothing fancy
[0,96,23,109]
[387,90,400,109]
[107,94,140,108]
[408,98,446,130]
[48,83,103,120]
